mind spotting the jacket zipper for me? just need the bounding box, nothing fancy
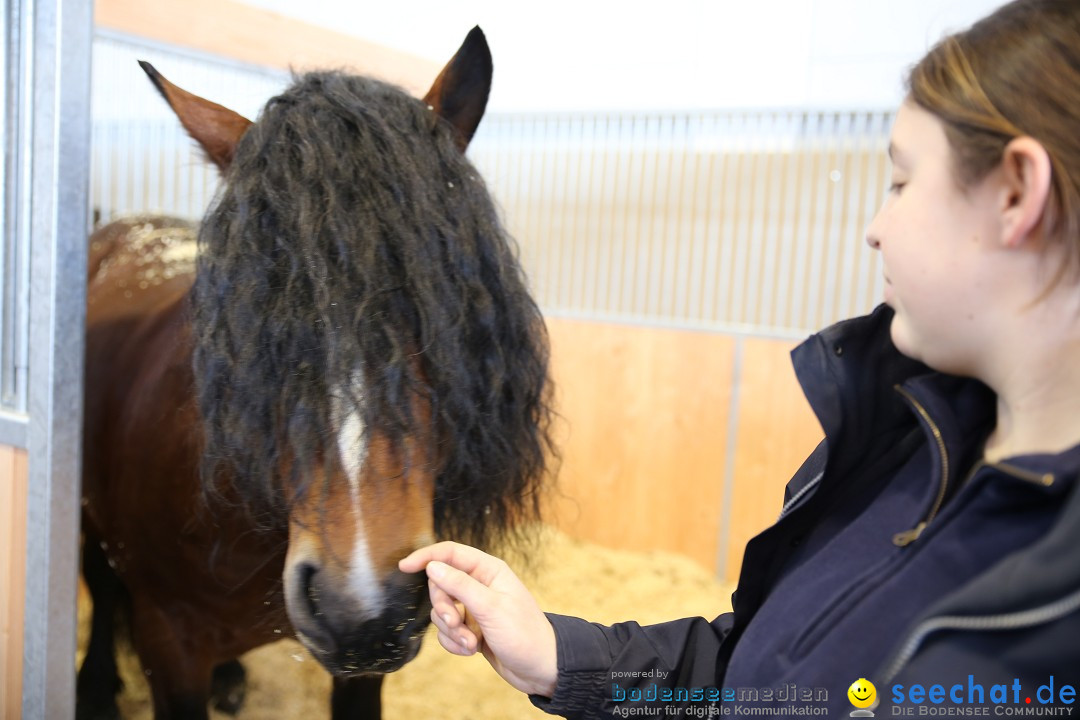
[987,460,1054,487]
[892,385,949,547]
[890,388,1057,546]
[879,586,1080,685]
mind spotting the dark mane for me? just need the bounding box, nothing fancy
[193,71,554,549]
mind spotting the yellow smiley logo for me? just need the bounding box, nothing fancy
[848,678,877,709]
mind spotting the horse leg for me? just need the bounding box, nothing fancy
[129,597,215,720]
[76,532,124,720]
[330,674,383,720]
[210,659,247,715]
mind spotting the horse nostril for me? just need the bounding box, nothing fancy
[297,562,321,619]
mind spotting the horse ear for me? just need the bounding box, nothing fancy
[423,26,493,152]
[139,61,253,172]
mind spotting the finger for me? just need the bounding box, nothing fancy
[429,606,454,638]
[426,559,507,615]
[431,601,463,632]
[401,542,507,587]
[399,540,470,573]
[429,579,475,635]
[435,629,466,655]
[428,579,462,628]
[423,552,511,608]
[436,628,476,656]
[428,582,462,634]
[398,544,438,573]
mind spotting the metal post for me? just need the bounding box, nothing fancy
[20,0,92,716]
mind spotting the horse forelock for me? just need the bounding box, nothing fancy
[192,71,556,548]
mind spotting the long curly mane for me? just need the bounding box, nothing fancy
[193,71,554,548]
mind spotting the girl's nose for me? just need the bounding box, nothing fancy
[864,213,883,250]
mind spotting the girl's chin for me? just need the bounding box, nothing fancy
[888,317,920,361]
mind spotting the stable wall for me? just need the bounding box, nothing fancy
[545,318,823,582]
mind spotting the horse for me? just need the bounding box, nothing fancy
[77,27,554,720]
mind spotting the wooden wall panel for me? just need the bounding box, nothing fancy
[726,338,823,583]
[545,317,736,571]
[544,320,823,581]
[95,0,442,95]
[0,444,28,720]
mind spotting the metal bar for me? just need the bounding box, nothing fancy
[723,115,746,324]
[768,113,794,328]
[1,0,31,419]
[1,0,9,413]
[667,116,690,319]
[753,114,778,327]
[590,115,611,313]
[815,112,843,329]
[627,114,648,316]
[682,115,705,322]
[0,409,27,448]
[554,116,574,310]
[696,114,720,323]
[21,0,92,717]
[865,112,891,311]
[832,112,859,320]
[603,115,624,315]
[655,115,676,318]
[798,112,824,330]
[782,114,808,330]
[853,114,874,314]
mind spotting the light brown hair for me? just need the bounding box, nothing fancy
[907,0,1080,260]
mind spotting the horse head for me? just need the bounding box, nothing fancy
[141,27,553,677]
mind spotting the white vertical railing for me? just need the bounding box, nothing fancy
[468,109,893,337]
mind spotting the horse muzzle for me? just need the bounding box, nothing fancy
[285,563,432,675]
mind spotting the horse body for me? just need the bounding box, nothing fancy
[77,28,553,720]
[81,217,294,717]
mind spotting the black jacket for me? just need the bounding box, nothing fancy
[532,305,1080,718]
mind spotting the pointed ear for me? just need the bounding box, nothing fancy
[999,136,1052,247]
[139,61,253,172]
[422,26,493,152]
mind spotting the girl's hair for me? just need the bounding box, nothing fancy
[906,0,1080,262]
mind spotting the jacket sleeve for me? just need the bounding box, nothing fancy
[528,611,735,719]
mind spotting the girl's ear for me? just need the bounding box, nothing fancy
[999,136,1052,247]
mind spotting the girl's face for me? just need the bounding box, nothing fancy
[866,101,1008,376]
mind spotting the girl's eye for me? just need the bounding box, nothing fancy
[888,181,906,194]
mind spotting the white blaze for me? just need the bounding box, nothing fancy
[333,378,384,616]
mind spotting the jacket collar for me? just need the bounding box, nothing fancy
[792,303,929,458]
[793,304,1080,615]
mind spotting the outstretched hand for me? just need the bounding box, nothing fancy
[399,541,558,698]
